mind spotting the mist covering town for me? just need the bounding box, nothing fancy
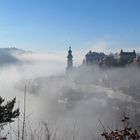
[0,47,139,140]
[0,0,140,139]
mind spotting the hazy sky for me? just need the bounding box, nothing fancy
[0,0,140,52]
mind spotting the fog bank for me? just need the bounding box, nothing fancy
[0,50,139,139]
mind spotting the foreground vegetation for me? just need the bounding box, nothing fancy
[101,116,140,140]
[0,96,139,140]
[0,96,19,140]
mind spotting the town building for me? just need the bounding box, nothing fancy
[66,47,73,71]
[84,50,106,65]
[119,49,136,64]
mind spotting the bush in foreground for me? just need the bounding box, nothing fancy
[101,116,140,140]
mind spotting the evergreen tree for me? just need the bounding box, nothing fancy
[0,96,20,140]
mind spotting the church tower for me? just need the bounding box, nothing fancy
[66,46,73,71]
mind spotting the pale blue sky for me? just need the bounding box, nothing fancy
[0,0,140,52]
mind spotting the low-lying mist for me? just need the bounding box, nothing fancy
[0,50,140,139]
